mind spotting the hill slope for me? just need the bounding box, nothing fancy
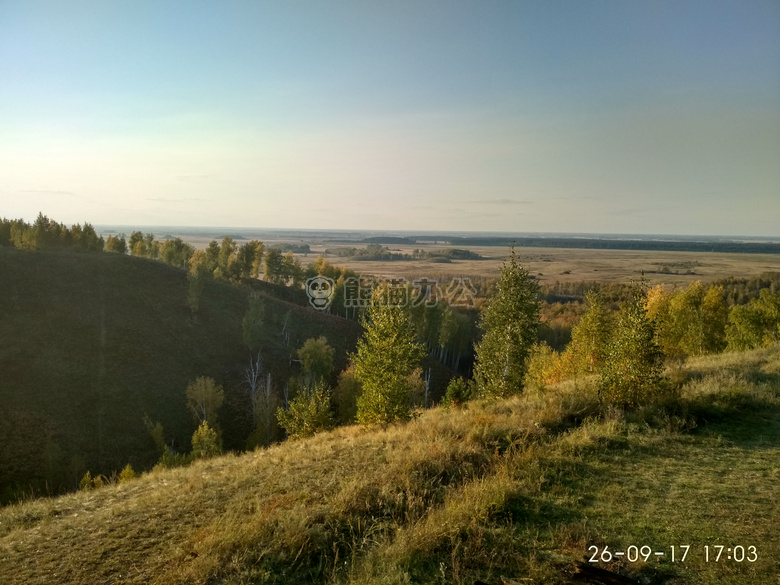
[0,247,362,497]
[0,346,778,584]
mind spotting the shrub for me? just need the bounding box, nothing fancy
[78,471,93,492]
[332,366,361,424]
[277,382,334,439]
[154,447,189,470]
[524,342,561,391]
[441,377,471,408]
[191,421,223,459]
[119,464,136,483]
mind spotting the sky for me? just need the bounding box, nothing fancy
[1,1,779,236]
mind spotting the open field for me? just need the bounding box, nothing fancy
[307,245,780,287]
[1,346,778,584]
[169,231,780,287]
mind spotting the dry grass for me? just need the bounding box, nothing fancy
[304,245,780,287]
[1,346,778,584]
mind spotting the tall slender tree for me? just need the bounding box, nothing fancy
[565,290,613,376]
[185,376,224,429]
[473,247,540,397]
[352,294,426,424]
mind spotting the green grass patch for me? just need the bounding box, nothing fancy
[0,346,778,584]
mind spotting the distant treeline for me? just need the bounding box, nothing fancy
[538,273,780,306]
[356,235,780,254]
[0,214,104,251]
[324,243,484,262]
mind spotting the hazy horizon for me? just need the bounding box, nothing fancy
[91,224,780,244]
[2,1,779,236]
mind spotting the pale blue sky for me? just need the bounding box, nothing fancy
[1,1,779,235]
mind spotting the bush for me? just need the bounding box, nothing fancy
[191,421,223,459]
[332,366,361,424]
[441,377,471,408]
[119,464,136,483]
[78,471,93,492]
[277,382,334,439]
[79,471,108,491]
[154,447,189,470]
[524,342,561,391]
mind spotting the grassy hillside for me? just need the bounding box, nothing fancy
[1,346,777,584]
[0,247,362,498]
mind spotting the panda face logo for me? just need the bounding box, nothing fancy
[305,276,335,310]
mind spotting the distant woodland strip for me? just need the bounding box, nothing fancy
[357,236,780,254]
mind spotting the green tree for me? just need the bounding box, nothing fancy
[216,236,237,280]
[74,223,103,251]
[648,282,730,358]
[205,241,220,274]
[143,232,159,258]
[276,381,333,439]
[128,231,145,256]
[332,366,361,424]
[524,341,561,392]
[143,415,167,455]
[473,247,540,398]
[242,294,266,352]
[297,336,335,389]
[250,240,266,277]
[236,240,265,280]
[564,290,612,376]
[599,285,664,407]
[264,248,285,284]
[185,377,224,428]
[243,352,280,448]
[188,248,216,278]
[282,251,304,288]
[186,273,204,318]
[104,234,127,254]
[701,285,729,353]
[160,237,194,268]
[726,289,780,350]
[352,296,426,425]
[0,218,11,247]
[190,421,222,459]
[441,377,471,409]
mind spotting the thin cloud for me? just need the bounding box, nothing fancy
[146,197,207,203]
[613,207,651,216]
[554,195,602,201]
[466,198,533,205]
[18,189,80,197]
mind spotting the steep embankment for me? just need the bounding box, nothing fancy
[0,346,778,585]
[0,247,361,497]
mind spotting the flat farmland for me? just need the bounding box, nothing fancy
[172,232,779,286]
[306,245,780,286]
